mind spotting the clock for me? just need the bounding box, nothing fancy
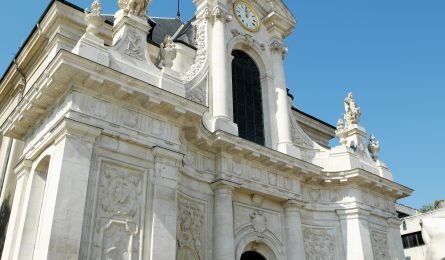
[233,0,260,32]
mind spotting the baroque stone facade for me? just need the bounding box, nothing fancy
[0,0,412,260]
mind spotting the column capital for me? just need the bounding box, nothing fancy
[282,198,307,209]
[212,5,232,23]
[336,208,370,220]
[152,146,183,165]
[211,179,240,192]
[13,159,32,178]
[269,39,288,59]
[53,118,102,145]
[387,217,402,227]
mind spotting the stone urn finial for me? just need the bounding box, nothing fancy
[84,0,104,37]
[335,118,347,145]
[159,35,177,68]
[368,134,380,161]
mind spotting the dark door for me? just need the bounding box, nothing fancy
[231,50,265,146]
[241,251,266,260]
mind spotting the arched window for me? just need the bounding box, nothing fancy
[231,50,265,146]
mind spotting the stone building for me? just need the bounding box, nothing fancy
[0,0,413,259]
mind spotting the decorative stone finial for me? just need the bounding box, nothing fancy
[118,0,151,17]
[159,35,177,68]
[84,0,104,37]
[368,134,380,161]
[335,118,347,145]
[343,92,361,127]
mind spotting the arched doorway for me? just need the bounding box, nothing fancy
[241,251,266,260]
[231,50,265,146]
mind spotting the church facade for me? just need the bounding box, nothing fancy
[0,0,412,259]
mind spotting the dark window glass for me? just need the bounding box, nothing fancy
[231,50,265,146]
[401,231,425,248]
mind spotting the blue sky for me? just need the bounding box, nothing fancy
[1,0,444,209]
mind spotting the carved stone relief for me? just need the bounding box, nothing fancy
[233,203,282,242]
[182,12,208,82]
[90,161,147,260]
[303,227,336,260]
[124,30,145,61]
[290,114,313,149]
[74,93,180,144]
[182,146,215,174]
[371,230,390,260]
[222,158,298,193]
[177,195,206,260]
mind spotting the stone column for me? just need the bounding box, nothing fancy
[150,147,183,260]
[283,200,306,260]
[269,39,300,157]
[1,160,31,260]
[38,119,101,260]
[212,180,237,260]
[206,4,238,135]
[387,218,405,260]
[337,208,374,260]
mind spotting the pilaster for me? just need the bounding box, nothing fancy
[41,119,102,260]
[387,218,405,260]
[1,159,31,260]
[150,146,183,260]
[337,208,374,260]
[282,199,306,260]
[211,179,238,260]
[206,4,238,135]
[269,39,300,157]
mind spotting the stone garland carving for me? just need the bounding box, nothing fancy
[177,196,205,260]
[371,230,390,260]
[182,10,209,82]
[118,0,151,17]
[303,227,335,260]
[91,163,145,259]
[159,35,177,68]
[124,30,145,61]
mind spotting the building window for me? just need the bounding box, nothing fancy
[402,231,425,249]
[231,50,265,146]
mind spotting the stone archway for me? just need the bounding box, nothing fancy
[241,250,266,260]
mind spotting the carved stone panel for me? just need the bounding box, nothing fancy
[233,203,282,242]
[371,230,390,260]
[177,194,207,260]
[302,227,336,260]
[90,161,147,260]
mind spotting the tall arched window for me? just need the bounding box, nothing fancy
[231,50,265,146]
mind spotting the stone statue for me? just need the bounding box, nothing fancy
[368,134,380,161]
[84,0,104,38]
[159,35,177,68]
[118,0,151,17]
[420,214,445,260]
[344,92,361,126]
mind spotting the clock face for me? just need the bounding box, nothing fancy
[234,1,260,32]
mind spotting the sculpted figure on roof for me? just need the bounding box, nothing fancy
[344,92,361,126]
[118,0,151,17]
